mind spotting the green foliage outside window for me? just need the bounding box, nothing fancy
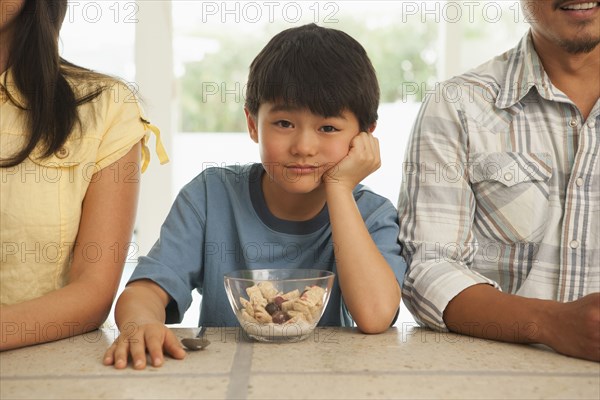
[177,16,438,133]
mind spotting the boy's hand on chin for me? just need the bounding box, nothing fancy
[323,131,381,192]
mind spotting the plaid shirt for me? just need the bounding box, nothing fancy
[398,32,600,330]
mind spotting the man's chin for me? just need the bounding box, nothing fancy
[560,36,600,54]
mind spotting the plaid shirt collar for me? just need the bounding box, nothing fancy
[496,31,566,110]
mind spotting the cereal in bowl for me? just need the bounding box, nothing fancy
[238,282,326,327]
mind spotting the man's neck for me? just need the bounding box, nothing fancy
[531,31,600,120]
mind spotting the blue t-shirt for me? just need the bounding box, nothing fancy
[130,163,406,327]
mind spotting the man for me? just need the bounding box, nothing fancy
[398,0,599,361]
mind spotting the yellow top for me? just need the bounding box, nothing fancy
[0,69,168,305]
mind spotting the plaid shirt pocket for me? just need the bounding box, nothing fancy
[469,152,553,244]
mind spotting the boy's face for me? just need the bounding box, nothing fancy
[245,102,362,195]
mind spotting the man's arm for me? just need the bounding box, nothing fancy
[398,89,497,330]
[444,285,600,361]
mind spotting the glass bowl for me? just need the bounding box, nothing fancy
[224,269,335,342]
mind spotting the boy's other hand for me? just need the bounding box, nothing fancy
[103,321,186,370]
[544,292,600,362]
[323,131,381,192]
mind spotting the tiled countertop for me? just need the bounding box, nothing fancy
[1,326,598,399]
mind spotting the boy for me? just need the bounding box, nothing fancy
[104,23,405,370]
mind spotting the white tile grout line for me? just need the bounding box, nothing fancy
[225,340,254,400]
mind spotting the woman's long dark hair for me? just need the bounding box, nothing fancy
[1,0,105,167]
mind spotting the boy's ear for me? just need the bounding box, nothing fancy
[368,121,377,134]
[244,108,259,143]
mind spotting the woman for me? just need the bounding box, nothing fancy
[0,0,167,350]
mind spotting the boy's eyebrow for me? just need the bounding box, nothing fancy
[268,103,302,113]
[267,104,347,120]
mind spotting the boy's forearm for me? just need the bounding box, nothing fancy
[326,187,400,333]
[114,282,169,330]
[443,284,555,344]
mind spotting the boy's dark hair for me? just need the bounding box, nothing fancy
[245,23,380,131]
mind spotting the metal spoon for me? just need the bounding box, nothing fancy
[181,327,211,351]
